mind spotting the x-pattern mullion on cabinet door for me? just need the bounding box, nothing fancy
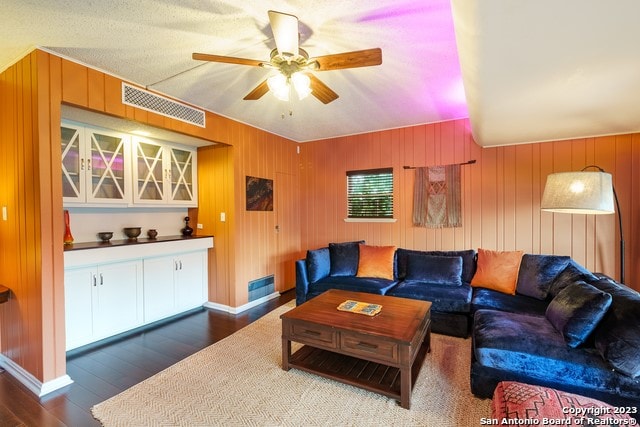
[170,149,193,201]
[137,144,165,200]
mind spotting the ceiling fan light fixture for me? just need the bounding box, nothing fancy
[291,72,312,100]
[267,73,290,101]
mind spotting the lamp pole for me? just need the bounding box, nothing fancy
[583,165,625,284]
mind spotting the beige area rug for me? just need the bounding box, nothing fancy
[92,302,491,426]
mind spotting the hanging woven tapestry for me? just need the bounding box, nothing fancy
[412,164,461,228]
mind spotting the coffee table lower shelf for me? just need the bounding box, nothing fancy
[289,344,429,403]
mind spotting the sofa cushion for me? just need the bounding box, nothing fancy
[472,310,640,397]
[405,254,463,286]
[306,247,330,283]
[471,249,523,295]
[396,248,476,283]
[471,288,549,317]
[329,241,364,277]
[548,260,597,297]
[356,244,396,280]
[545,281,612,348]
[516,254,571,300]
[309,275,398,296]
[387,282,472,313]
[590,278,640,378]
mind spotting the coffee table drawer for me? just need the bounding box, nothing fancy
[290,324,338,349]
[340,333,398,364]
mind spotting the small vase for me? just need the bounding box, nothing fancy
[181,216,193,236]
[147,229,158,239]
[63,210,74,245]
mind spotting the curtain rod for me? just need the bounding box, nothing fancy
[403,159,476,169]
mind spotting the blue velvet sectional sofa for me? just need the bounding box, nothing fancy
[295,241,640,413]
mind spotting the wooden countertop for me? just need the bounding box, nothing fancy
[64,235,214,251]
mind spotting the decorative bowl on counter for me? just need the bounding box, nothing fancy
[97,231,113,242]
[123,227,142,240]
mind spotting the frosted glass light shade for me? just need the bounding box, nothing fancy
[541,172,614,214]
[267,74,290,101]
[291,72,312,100]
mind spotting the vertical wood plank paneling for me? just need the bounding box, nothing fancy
[87,68,105,111]
[61,60,87,106]
[300,119,639,290]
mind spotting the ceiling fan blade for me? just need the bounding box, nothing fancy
[312,48,382,71]
[268,10,299,57]
[243,79,270,100]
[192,53,264,67]
[309,75,339,104]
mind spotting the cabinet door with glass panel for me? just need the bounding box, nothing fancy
[62,122,131,205]
[133,137,197,206]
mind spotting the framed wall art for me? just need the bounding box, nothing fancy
[246,176,273,211]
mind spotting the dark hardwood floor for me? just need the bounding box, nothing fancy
[0,290,295,427]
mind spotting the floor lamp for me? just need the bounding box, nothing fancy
[541,165,625,284]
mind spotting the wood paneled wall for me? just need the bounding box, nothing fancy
[195,120,301,306]
[300,120,640,291]
[0,49,300,385]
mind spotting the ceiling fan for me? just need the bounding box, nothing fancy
[192,10,382,104]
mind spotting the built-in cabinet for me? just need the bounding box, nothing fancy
[143,251,206,323]
[64,260,143,350]
[62,121,197,207]
[132,137,197,205]
[61,123,131,205]
[64,237,213,351]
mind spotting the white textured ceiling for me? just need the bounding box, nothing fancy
[2,0,640,146]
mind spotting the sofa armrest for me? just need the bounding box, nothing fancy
[295,259,310,305]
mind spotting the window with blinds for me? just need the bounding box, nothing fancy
[346,168,394,218]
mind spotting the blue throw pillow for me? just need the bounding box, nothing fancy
[329,241,364,277]
[405,254,463,286]
[545,281,612,348]
[548,261,597,298]
[306,248,330,283]
[516,254,571,300]
[396,249,476,283]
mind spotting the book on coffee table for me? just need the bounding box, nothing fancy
[337,300,382,316]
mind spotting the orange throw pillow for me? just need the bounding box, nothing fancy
[356,244,397,280]
[471,248,523,295]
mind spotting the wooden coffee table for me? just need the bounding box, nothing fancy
[281,289,431,409]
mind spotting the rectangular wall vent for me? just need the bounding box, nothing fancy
[248,275,275,302]
[122,83,206,128]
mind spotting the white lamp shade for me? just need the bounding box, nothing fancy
[541,171,615,214]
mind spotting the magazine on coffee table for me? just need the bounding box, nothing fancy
[337,300,382,316]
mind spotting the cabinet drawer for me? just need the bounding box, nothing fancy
[340,333,398,364]
[290,323,338,349]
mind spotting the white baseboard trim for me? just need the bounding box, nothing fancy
[0,354,73,397]
[204,291,280,314]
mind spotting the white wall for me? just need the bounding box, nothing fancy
[65,207,192,243]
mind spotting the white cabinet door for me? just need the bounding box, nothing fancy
[132,136,197,206]
[143,255,176,323]
[64,260,143,350]
[132,138,167,204]
[62,121,131,206]
[175,251,207,311]
[61,124,85,203]
[168,145,197,206]
[64,267,95,350]
[93,260,144,339]
[85,128,131,204]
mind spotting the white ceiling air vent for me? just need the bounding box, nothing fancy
[122,83,206,128]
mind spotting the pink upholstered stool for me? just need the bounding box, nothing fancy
[491,381,636,424]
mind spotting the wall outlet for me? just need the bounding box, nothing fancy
[220,212,226,222]
[197,223,203,229]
